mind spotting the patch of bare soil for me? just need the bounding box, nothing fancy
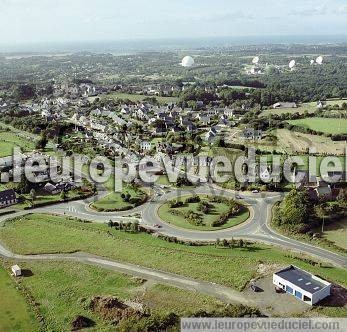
[256,263,284,278]
[89,296,145,325]
[319,284,347,308]
[71,315,95,331]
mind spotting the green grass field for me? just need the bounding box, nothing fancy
[261,102,317,117]
[158,195,249,231]
[261,99,347,117]
[288,118,347,135]
[0,266,39,331]
[13,190,85,210]
[103,92,178,104]
[91,185,146,212]
[0,130,36,157]
[323,219,347,250]
[324,98,347,107]
[10,261,223,331]
[1,214,346,292]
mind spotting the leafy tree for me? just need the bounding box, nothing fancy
[14,84,36,100]
[16,175,32,194]
[36,132,48,150]
[276,189,311,229]
[314,203,331,233]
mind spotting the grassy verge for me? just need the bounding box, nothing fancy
[323,219,347,250]
[0,265,39,331]
[14,190,89,210]
[1,214,347,292]
[271,203,347,256]
[91,185,147,212]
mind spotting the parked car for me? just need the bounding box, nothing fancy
[275,287,284,293]
[250,284,262,292]
[252,190,259,194]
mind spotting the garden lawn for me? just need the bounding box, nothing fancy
[287,118,347,135]
[0,266,39,331]
[1,214,346,291]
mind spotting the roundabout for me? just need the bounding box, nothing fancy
[157,194,250,231]
[0,183,346,268]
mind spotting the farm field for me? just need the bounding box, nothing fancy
[274,129,347,155]
[211,139,346,173]
[102,92,178,104]
[324,98,347,107]
[287,117,347,135]
[0,130,36,157]
[260,102,317,117]
[1,214,346,292]
[0,266,39,331]
[158,195,249,231]
[260,99,347,117]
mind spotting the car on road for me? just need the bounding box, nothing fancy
[252,190,259,194]
[236,195,243,199]
[153,224,162,228]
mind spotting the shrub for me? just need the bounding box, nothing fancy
[185,195,201,204]
[169,200,184,208]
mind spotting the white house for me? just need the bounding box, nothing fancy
[205,127,219,143]
[140,141,152,151]
[242,128,263,140]
[224,108,234,117]
[273,265,331,305]
[11,265,22,277]
[272,102,297,109]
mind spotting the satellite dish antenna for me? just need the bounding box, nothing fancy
[252,56,259,65]
[181,56,195,68]
[316,56,323,65]
[289,60,296,70]
[310,59,315,65]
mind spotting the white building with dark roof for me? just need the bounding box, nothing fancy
[273,265,331,305]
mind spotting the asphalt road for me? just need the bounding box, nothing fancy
[1,183,346,270]
[0,184,346,307]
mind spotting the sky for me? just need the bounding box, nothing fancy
[0,0,346,44]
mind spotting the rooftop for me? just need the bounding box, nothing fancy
[274,265,330,294]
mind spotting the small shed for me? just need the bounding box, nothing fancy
[11,265,22,277]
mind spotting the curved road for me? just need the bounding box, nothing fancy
[1,183,346,269]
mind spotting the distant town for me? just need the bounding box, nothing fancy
[0,42,346,331]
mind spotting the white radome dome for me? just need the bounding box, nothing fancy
[316,56,323,65]
[181,56,195,67]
